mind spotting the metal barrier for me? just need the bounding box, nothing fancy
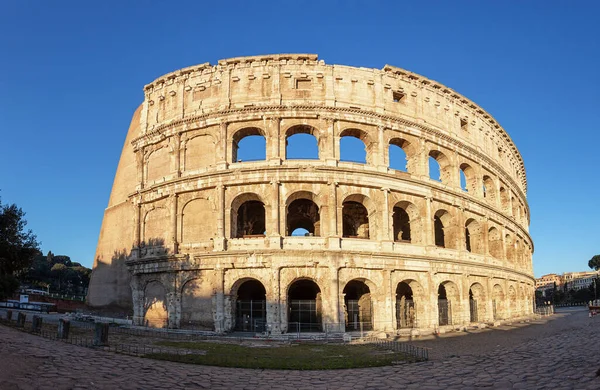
[361,336,429,361]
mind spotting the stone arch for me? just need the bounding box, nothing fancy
[438,280,460,326]
[459,162,477,193]
[428,149,453,185]
[343,279,373,331]
[488,226,503,259]
[465,218,484,254]
[180,277,214,330]
[483,175,497,204]
[505,234,516,264]
[286,194,321,236]
[231,278,267,332]
[508,285,517,317]
[144,280,167,328]
[145,145,170,183]
[499,186,510,212]
[285,124,320,160]
[181,198,216,244]
[492,284,505,320]
[339,128,374,164]
[388,138,413,172]
[469,282,487,322]
[287,278,322,332]
[396,279,424,329]
[342,194,373,239]
[230,193,266,238]
[231,127,266,162]
[184,133,216,171]
[392,200,422,244]
[434,209,457,249]
[142,206,168,247]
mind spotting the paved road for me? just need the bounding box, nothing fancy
[1,307,598,389]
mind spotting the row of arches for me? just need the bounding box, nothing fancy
[142,276,532,331]
[142,123,527,227]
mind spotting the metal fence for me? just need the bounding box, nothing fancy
[361,336,429,361]
[535,305,555,316]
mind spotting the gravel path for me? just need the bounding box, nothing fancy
[1,307,598,389]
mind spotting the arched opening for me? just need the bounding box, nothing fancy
[144,281,167,328]
[499,187,510,212]
[288,279,322,332]
[465,218,483,254]
[285,125,319,160]
[343,280,372,331]
[493,284,505,320]
[389,139,409,172]
[488,227,503,259]
[396,282,416,328]
[232,128,266,162]
[469,283,486,323]
[342,201,370,239]
[234,279,267,332]
[340,129,370,164]
[482,175,496,203]
[508,286,517,317]
[438,284,451,326]
[459,163,476,193]
[286,198,320,236]
[290,228,310,236]
[434,215,445,247]
[505,234,515,263]
[232,195,266,238]
[392,206,411,242]
[428,150,451,184]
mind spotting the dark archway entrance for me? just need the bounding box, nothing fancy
[235,279,266,332]
[396,282,415,328]
[469,288,478,322]
[343,280,372,331]
[286,198,320,236]
[438,284,451,326]
[288,279,321,332]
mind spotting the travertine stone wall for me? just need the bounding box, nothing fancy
[88,54,534,334]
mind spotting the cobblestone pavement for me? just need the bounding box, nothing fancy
[1,307,598,389]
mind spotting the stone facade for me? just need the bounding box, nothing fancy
[87,54,534,334]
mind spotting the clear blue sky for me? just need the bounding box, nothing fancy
[1,1,598,276]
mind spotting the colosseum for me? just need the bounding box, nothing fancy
[88,54,534,335]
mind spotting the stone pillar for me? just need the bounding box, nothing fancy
[376,125,387,171]
[130,275,144,326]
[31,315,43,333]
[486,277,495,323]
[214,184,226,251]
[328,182,340,250]
[214,268,226,333]
[269,117,282,165]
[94,322,109,346]
[136,151,144,190]
[462,275,471,325]
[6,310,12,321]
[217,121,228,169]
[170,194,178,254]
[423,197,434,246]
[269,180,282,249]
[132,201,141,258]
[456,206,466,251]
[16,312,25,327]
[329,266,342,332]
[323,118,337,166]
[382,269,394,331]
[58,318,70,339]
[481,218,490,257]
[172,133,181,177]
[380,188,393,249]
[266,267,282,334]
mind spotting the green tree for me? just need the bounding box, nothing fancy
[51,263,67,291]
[588,255,600,271]
[0,198,40,299]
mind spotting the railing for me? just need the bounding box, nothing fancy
[535,305,554,316]
[361,336,429,361]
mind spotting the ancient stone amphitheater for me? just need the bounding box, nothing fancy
[88,54,534,334]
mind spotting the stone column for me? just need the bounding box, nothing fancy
[382,269,394,331]
[170,194,178,255]
[328,182,340,250]
[376,125,387,171]
[132,201,141,258]
[423,197,434,246]
[214,185,226,251]
[136,150,144,190]
[94,323,109,346]
[172,133,181,178]
[380,188,393,250]
[329,266,342,332]
[216,122,228,169]
[456,206,466,252]
[322,118,337,166]
[268,117,282,165]
[462,275,471,325]
[481,218,490,256]
[214,268,226,333]
[267,267,282,334]
[486,277,495,323]
[58,318,70,339]
[269,180,282,249]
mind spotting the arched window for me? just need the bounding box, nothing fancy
[232,128,266,162]
[285,125,319,160]
[286,198,320,236]
[488,227,503,259]
[482,175,496,203]
[465,218,483,254]
[459,163,476,193]
[465,227,471,252]
[389,139,409,172]
[434,215,445,247]
[343,280,373,331]
[428,150,451,184]
[342,201,369,239]
[499,187,510,212]
[392,206,411,242]
[231,194,266,238]
[340,129,370,164]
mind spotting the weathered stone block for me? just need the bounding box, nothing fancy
[31,315,43,332]
[94,322,109,346]
[58,318,70,339]
[16,312,26,327]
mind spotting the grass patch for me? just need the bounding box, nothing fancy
[146,341,414,370]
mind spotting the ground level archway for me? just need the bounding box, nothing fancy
[288,279,322,332]
[234,279,266,332]
[343,280,372,331]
